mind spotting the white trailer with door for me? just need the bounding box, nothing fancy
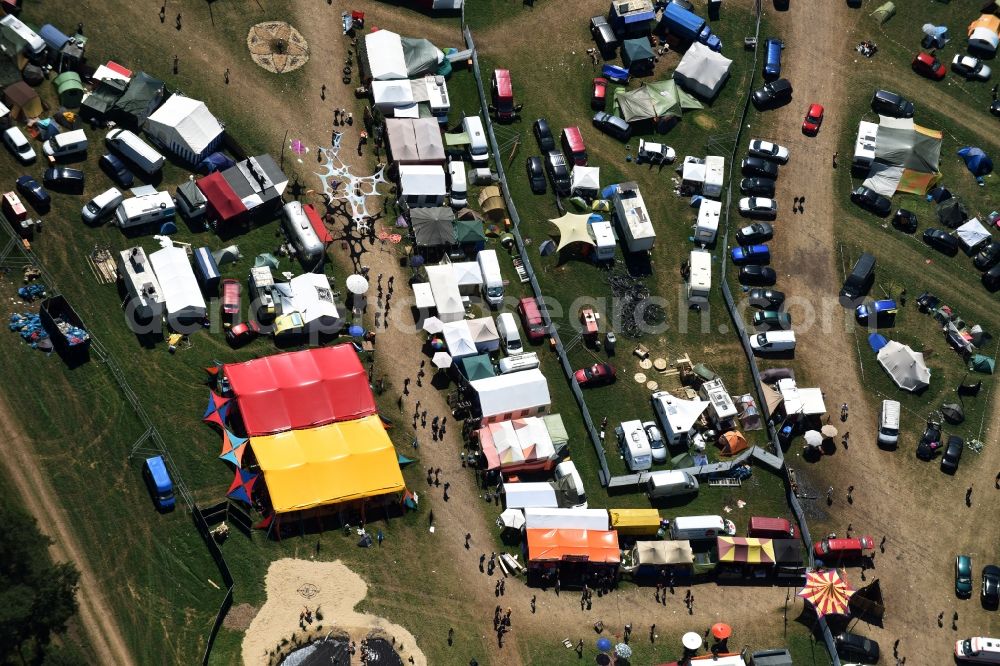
[611,182,655,252]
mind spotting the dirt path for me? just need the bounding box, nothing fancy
[768,2,1000,662]
[0,394,135,666]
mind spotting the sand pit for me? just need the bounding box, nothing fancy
[241,559,426,666]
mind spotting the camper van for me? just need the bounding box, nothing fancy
[694,198,721,244]
[490,69,516,122]
[498,352,539,374]
[686,249,712,304]
[840,252,876,300]
[749,330,796,354]
[561,126,588,166]
[463,115,489,165]
[554,460,588,509]
[42,129,88,160]
[956,637,1000,664]
[0,15,46,59]
[142,455,176,510]
[281,201,326,268]
[114,192,175,230]
[81,187,123,224]
[496,312,523,354]
[877,399,900,446]
[105,128,165,175]
[448,160,468,207]
[646,470,699,500]
[616,420,653,472]
[477,249,504,306]
[669,515,733,541]
[517,296,547,342]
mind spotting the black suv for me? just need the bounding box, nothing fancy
[941,435,963,473]
[742,156,779,178]
[592,111,631,141]
[850,186,891,216]
[533,118,555,153]
[923,228,959,255]
[871,89,915,118]
[544,151,570,195]
[740,177,776,196]
[973,240,1000,271]
[835,632,880,663]
[751,78,793,109]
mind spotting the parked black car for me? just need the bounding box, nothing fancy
[533,118,555,153]
[592,111,631,141]
[850,186,891,216]
[751,78,793,109]
[973,240,1000,271]
[544,151,570,195]
[740,177,776,196]
[893,208,918,233]
[100,153,135,188]
[923,228,959,255]
[43,167,85,193]
[526,156,546,194]
[738,265,777,286]
[983,565,1000,609]
[15,175,50,213]
[736,222,774,245]
[916,421,942,460]
[871,89,915,118]
[741,156,779,178]
[747,288,785,309]
[835,632,880,663]
[941,435,963,473]
[985,263,1000,291]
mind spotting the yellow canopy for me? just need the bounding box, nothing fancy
[549,212,595,251]
[250,415,405,514]
[609,508,662,535]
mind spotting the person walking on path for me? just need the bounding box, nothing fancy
[224,68,230,84]
[827,486,834,505]
[832,152,838,168]
[464,532,471,549]
[847,485,854,504]
[530,595,536,613]
[966,486,973,506]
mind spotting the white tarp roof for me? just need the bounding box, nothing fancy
[385,117,446,164]
[366,30,408,80]
[862,162,904,197]
[92,64,130,84]
[673,41,733,101]
[451,261,483,288]
[148,244,207,320]
[956,218,991,253]
[467,316,500,352]
[471,369,551,419]
[877,340,931,392]
[634,540,695,565]
[273,273,339,330]
[144,94,224,162]
[442,320,478,359]
[503,482,559,509]
[652,392,709,438]
[524,508,609,531]
[682,156,707,184]
[399,164,447,196]
[425,264,464,322]
[571,166,600,194]
[480,416,555,466]
[371,80,415,108]
[776,378,827,416]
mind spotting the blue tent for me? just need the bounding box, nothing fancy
[958,146,993,177]
[197,151,236,174]
[39,25,70,51]
[868,333,888,352]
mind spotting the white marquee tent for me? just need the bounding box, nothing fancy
[673,42,733,101]
[144,94,224,164]
[471,369,551,423]
[524,508,609,531]
[877,340,931,392]
[442,320,478,360]
[365,30,408,80]
[149,242,206,322]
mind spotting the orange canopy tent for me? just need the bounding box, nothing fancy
[717,430,748,455]
[526,528,620,563]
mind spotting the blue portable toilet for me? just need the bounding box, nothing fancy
[142,455,176,511]
[192,246,221,295]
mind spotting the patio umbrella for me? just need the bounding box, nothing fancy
[821,424,839,439]
[596,637,613,653]
[711,623,732,640]
[798,569,855,618]
[430,337,446,350]
[346,274,369,294]
[614,643,632,659]
[497,508,525,530]
[681,632,702,650]
[804,430,823,447]
[348,324,365,337]
[432,351,453,369]
[941,402,964,424]
[226,468,259,505]
[410,254,426,268]
[422,316,445,334]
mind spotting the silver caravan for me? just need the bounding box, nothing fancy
[281,201,325,268]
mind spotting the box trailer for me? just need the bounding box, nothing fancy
[611,182,655,252]
[703,156,724,197]
[694,198,720,244]
[686,249,712,304]
[117,246,165,323]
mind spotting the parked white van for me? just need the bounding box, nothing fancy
[106,128,165,175]
[956,637,1000,664]
[498,352,539,374]
[877,399,900,446]
[477,249,504,307]
[81,187,124,224]
[115,192,175,230]
[496,312,523,354]
[42,129,88,159]
[3,127,36,163]
[616,420,653,472]
[0,15,46,58]
[669,515,734,541]
[463,115,489,165]
[646,469,699,500]
[749,330,796,354]
[554,460,587,509]
[448,160,468,207]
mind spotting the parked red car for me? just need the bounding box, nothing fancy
[912,52,946,80]
[802,103,824,135]
[591,77,608,111]
[814,535,875,558]
[221,278,241,317]
[226,319,260,347]
[574,362,616,387]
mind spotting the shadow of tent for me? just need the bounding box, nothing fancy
[849,578,885,627]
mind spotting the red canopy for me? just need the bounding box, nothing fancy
[225,345,376,436]
[197,171,247,224]
[526,528,620,564]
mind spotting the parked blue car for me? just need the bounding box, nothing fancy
[763,38,783,80]
[855,299,897,323]
[731,244,771,265]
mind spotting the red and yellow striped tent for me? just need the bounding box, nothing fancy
[798,569,855,617]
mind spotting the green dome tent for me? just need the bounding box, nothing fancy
[53,71,84,108]
[872,2,895,25]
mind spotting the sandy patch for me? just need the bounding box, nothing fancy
[241,558,425,666]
